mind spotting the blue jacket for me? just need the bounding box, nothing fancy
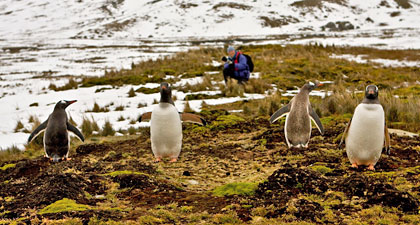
[224,52,250,79]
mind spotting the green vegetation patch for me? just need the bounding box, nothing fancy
[309,164,333,175]
[135,87,160,94]
[0,164,16,171]
[38,198,90,215]
[210,114,246,130]
[81,74,163,87]
[212,182,258,197]
[105,170,148,177]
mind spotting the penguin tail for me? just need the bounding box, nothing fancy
[52,154,61,162]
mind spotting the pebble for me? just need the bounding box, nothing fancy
[188,180,199,185]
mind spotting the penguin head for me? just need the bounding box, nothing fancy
[55,100,77,110]
[365,85,379,99]
[304,81,323,91]
[160,82,174,104]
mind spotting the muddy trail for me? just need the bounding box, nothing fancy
[1,110,419,224]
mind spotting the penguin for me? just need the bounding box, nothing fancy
[28,100,85,162]
[138,82,206,162]
[339,85,390,170]
[269,81,324,148]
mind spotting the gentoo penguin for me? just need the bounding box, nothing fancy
[269,81,324,148]
[339,85,390,170]
[28,100,85,162]
[139,82,206,162]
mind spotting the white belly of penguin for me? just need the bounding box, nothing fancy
[346,103,384,166]
[150,103,183,158]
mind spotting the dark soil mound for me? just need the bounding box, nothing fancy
[1,172,91,218]
[113,173,179,191]
[340,173,419,214]
[257,164,329,195]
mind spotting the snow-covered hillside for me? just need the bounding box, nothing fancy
[1,0,419,40]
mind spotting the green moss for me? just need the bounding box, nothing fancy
[105,170,148,177]
[0,163,16,171]
[180,206,193,213]
[137,215,163,225]
[212,182,258,197]
[210,114,246,131]
[309,165,333,175]
[241,204,253,209]
[212,213,242,224]
[38,198,90,215]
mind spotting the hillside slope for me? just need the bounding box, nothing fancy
[1,0,419,39]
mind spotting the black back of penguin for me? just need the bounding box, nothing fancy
[28,100,84,162]
[44,102,71,156]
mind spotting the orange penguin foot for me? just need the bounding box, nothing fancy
[169,158,178,163]
[367,164,375,171]
[351,163,358,168]
[154,157,162,163]
[65,157,72,161]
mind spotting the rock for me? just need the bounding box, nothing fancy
[388,128,419,138]
[321,21,355,31]
[188,180,199,185]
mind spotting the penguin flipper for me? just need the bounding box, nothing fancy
[338,118,352,149]
[384,123,391,155]
[180,113,207,126]
[67,122,85,142]
[309,105,324,135]
[138,112,152,122]
[28,119,48,143]
[269,104,291,124]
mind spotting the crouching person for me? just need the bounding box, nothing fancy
[222,46,250,85]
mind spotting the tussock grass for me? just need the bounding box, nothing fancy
[101,120,115,136]
[394,0,411,9]
[81,117,100,137]
[79,45,418,101]
[137,102,147,108]
[244,78,272,94]
[86,102,109,113]
[82,48,223,87]
[183,101,193,113]
[242,91,289,117]
[220,80,244,97]
[49,78,78,92]
[13,121,25,133]
[177,74,215,92]
[114,105,125,111]
[127,87,136,97]
[311,84,420,132]
[135,87,159,94]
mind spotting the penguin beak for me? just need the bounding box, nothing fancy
[368,90,374,94]
[66,100,77,105]
[161,85,167,90]
[317,83,324,87]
